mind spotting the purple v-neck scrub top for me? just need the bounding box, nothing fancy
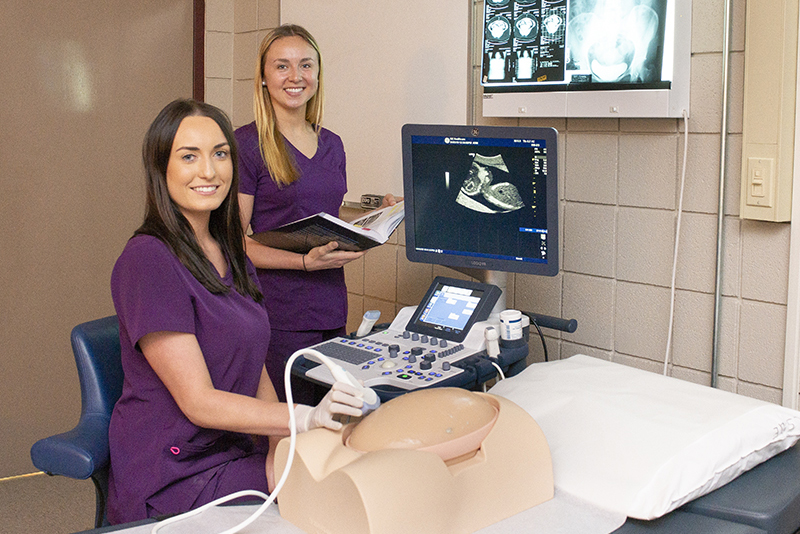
[106,235,271,524]
[235,123,348,332]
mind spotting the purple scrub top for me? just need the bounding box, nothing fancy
[106,235,271,523]
[235,123,348,332]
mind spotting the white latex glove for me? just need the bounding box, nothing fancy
[294,380,365,432]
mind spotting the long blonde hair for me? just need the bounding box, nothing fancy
[253,24,325,187]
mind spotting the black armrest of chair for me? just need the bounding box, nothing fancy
[31,413,110,480]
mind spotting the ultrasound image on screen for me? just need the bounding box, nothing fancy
[410,136,549,264]
[456,153,524,214]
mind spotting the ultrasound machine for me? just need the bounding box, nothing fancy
[292,123,571,401]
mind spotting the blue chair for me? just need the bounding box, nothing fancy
[30,316,122,528]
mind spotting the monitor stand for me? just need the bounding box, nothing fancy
[452,267,508,318]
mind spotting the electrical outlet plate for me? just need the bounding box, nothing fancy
[745,157,775,208]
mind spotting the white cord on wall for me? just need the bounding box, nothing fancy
[663,111,690,376]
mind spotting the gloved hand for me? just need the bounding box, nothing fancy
[293,380,366,432]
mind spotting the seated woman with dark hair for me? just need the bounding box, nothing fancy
[106,98,368,524]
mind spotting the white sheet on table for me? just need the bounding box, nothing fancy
[489,355,800,520]
[103,491,627,534]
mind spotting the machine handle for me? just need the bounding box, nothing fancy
[522,312,578,333]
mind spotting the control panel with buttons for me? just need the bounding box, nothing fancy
[303,328,476,391]
[297,277,515,398]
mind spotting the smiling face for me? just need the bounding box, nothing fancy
[166,115,233,229]
[262,35,320,117]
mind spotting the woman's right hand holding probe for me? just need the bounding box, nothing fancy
[293,380,365,432]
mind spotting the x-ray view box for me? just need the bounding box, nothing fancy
[274,388,554,534]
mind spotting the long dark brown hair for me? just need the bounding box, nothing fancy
[136,98,262,301]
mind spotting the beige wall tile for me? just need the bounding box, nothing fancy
[364,243,397,301]
[738,300,787,388]
[504,273,517,310]
[562,202,616,277]
[688,53,723,134]
[721,216,741,297]
[515,272,562,321]
[562,273,615,350]
[206,31,234,78]
[731,0,746,52]
[691,0,724,54]
[527,335,560,364]
[557,131,567,201]
[566,118,619,132]
[518,117,567,130]
[619,118,679,134]
[232,78,254,128]
[204,77,233,118]
[737,381,783,405]
[670,366,712,386]
[343,254,365,295]
[234,0,258,33]
[614,281,671,361]
[564,133,617,204]
[618,134,678,209]
[741,220,790,304]
[560,342,612,363]
[726,52,745,135]
[396,254,433,306]
[206,0,234,32]
[717,296,740,378]
[611,353,664,374]
[557,198,565,266]
[671,289,715,372]
[616,207,675,287]
[716,375,737,394]
[234,31,260,80]
[363,296,399,326]
[396,220,405,244]
[724,133,742,217]
[433,264,472,281]
[681,133,721,214]
[477,116,520,127]
[676,212,718,293]
[346,294,364,334]
[257,0,280,29]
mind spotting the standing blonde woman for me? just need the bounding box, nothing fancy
[235,24,395,403]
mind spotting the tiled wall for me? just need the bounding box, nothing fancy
[205,0,279,127]
[208,0,793,405]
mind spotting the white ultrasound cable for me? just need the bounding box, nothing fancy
[490,361,506,381]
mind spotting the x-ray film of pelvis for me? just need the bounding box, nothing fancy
[456,154,524,214]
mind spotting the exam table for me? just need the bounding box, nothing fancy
[74,444,800,534]
[76,355,800,534]
[614,441,800,533]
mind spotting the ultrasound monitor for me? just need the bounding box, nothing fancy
[401,124,559,301]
